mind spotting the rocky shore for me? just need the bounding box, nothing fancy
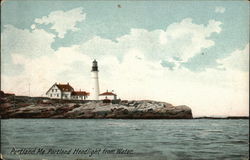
[0,93,193,119]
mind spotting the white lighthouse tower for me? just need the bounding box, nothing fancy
[91,59,100,100]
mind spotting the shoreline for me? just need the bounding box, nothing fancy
[0,95,193,119]
[1,93,247,120]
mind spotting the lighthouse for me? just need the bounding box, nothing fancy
[91,59,100,100]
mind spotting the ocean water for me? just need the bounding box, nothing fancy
[1,119,249,160]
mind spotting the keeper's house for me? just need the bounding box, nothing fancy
[46,83,89,100]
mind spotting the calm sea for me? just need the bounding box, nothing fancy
[1,119,249,160]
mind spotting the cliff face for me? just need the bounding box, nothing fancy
[0,95,193,119]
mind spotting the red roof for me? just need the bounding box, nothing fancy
[99,92,116,96]
[72,91,89,96]
[56,84,74,92]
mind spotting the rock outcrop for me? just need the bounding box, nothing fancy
[0,94,193,119]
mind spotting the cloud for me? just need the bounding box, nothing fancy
[79,18,222,68]
[1,18,248,117]
[34,7,86,38]
[158,19,222,62]
[217,44,249,71]
[1,24,56,75]
[30,24,36,30]
[215,6,226,13]
[1,25,55,58]
[161,60,176,70]
[2,46,92,96]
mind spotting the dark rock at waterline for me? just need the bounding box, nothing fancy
[0,94,193,119]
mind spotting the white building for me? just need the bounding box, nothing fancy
[99,90,117,100]
[46,83,89,100]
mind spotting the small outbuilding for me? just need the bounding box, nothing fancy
[99,90,117,100]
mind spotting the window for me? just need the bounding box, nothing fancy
[57,94,59,97]
[55,89,57,92]
[50,94,52,97]
[52,89,54,92]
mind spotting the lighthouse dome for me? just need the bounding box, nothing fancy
[91,59,98,72]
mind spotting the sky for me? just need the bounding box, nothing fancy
[1,0,249,117]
